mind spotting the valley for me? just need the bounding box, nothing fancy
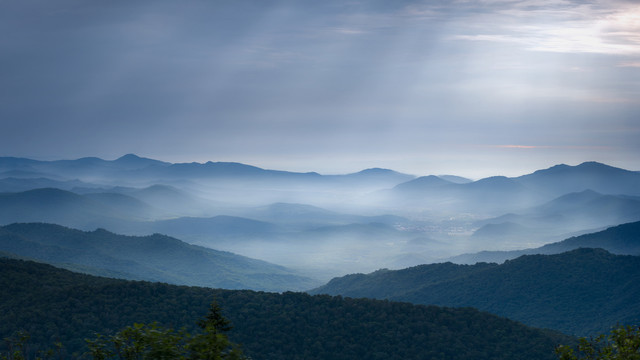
[1,155,639,279]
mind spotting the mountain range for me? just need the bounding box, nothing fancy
[383,161,640,217]
[1,155,639,280]
[0,154,415,194]
[3,155,638,211]
[468,190,640,249]
[2,156,638,223]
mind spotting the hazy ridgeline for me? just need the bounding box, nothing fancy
[1,155,639,281]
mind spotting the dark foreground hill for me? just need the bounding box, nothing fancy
[0,258,571,360]
[0,222,318,292]
[310,248,640,336]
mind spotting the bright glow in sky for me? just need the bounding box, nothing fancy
[1,0,639,178]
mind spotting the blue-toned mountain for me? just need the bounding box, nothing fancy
[311,247,640,336]
[0,222,318,292]
[469,191,640,248]
[450,220,640,264]
[514,161,640,197]
[385,161,640,216]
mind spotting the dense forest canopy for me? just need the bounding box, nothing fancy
[1,258,571,360]
[312,248,640,335]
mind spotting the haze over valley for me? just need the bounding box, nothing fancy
[1,155,639,281]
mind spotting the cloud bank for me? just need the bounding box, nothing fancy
[0,0,638,178]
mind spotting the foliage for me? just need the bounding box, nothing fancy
[312,248,640,336]
[0,257,572,360]
[85,323,188,360]
[1,331,62,360]
[556,325,640,360]
[86,303,246,360]
[2,303,245,360]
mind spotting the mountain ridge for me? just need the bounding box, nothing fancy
[0,222,318,292]
[4,155,637,185]
[310,247,640,336]
[457,219,640,264]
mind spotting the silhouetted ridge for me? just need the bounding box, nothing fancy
[311,248,640,336]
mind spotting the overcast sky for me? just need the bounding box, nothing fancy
[1,0,639,178]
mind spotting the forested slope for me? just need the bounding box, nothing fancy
[0,222,317,291]
[311,248,640,336]
[0,258,571,360]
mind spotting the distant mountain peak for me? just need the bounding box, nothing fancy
[66,156,105,164]
[401,175,452,185]
[342,168,415,184]
[358,168,397,174]
[90,227,113,235]
[574,161,624,172]
[113,154,169,167]
[203,161,263,170]
[348,168,413,178]
[477,175,510,181]
[392,175,453,193]
[515,160,640,196]
[470,175,519,186]
[437,175,473,184]
[577,161,607,167]
[534,161,621,175]
[545,163,570,171]
[116,153,142,161]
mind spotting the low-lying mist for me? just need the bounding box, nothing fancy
[1,156,639,282]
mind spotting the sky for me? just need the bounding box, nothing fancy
[1,0,639,179]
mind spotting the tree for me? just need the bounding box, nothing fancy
[0,331,62,360]
[556,325,640,360]
[85,301,247,360]
[86,323,188,360]
[186,301,244,360]
[1,331,30,360]
[197,302,232,334]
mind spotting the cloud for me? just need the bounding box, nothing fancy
[1,0,639,177]
[489,145,613,150]
[493,145,550,149]
[452,1,640,55]
[618,61,640,67]
[330,27,368,35]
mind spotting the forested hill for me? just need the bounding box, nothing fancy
[0,258,571,360]
[0,222,318,291]
[310,248,640,336]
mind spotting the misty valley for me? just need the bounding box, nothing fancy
[1,154,640,359]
